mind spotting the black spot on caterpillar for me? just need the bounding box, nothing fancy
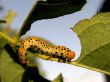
[18,36,75,64]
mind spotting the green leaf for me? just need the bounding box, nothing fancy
[18,0,86,36]
[71,12,110,75]
[52,74,63,82]
[0,49,25,82]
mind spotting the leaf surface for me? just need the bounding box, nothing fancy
[0,49,25,82]
[18,0,86,36]
[72,12,110,75]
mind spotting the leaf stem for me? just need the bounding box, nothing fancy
[17,1,38,37]
[70,62,110,75]
[0,32,15,44]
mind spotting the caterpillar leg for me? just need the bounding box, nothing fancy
[58,59,63,62]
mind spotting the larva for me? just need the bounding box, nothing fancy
[18,36,75,64]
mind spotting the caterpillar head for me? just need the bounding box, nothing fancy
[67,51,75,61]
[57,46,75,62]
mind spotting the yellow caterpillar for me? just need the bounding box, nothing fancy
[18,36,75,64]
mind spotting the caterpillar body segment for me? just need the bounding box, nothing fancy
[18,36,75,64]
